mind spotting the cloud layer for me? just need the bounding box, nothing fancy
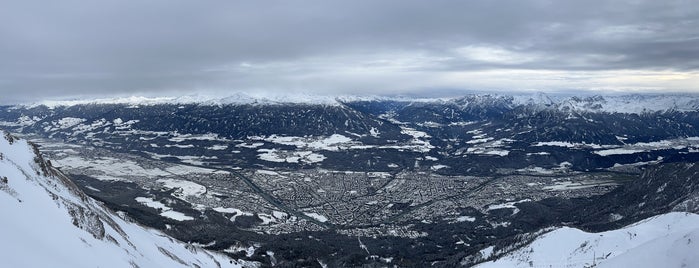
[1,0,699,103]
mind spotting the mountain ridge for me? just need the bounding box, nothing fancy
[0,132,252,268]
[14,92,699,114]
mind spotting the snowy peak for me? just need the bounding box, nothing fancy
[512,93,699,113]
[0,132,248,268]
[17,93,699,114]
[25,93,342,108]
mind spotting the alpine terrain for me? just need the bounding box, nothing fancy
[1,92,699,267]
[0,132,250,268]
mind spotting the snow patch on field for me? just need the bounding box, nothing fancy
[56,117,86,129]
[207,144,228,150]
[72,118,111,134]
[466,147,511,156]
[225,245,257,258]
[159,210,195,221]
[164,144,195,149]
[144,153,218,165]
[484,150,509,156]
[595,137,699,156]
[467,137,495,144]
[213,207,254,222]
[456,216,476,222]
[255,129,435,153]
[236,142,264,148]
[157,179,207,198]
[261,134,353,151]
[543,180,619,191]
[256,169,285,177]
[534,141,612,149]
[398,127,434,152]
[163,165,219,175]
[93,175,127,181]
[534,141,578,147]
[135,197,194,221]
[462,138,514,156]
[533,137,699,157]
[595,148,644,156]
[487,199,531,215]
[517,166,554,174]
[135,197,169,210]
[179,155,219,165]
[272,211,288,219]
[53,156,171,179]
[168,132,226,142]
[257,214,276,225]
[304,212,329,222]
[431,164,449,171]
[257,149,326,163]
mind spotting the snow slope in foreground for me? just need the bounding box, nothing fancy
[476,212,699,268]
[0,133,248,268]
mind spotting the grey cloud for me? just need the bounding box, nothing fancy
[1,0,698,103]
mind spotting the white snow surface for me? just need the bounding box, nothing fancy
[257,149,326,164]
[512,93,699,113]
[157,178,207,198]
[25,94,455,108]
[486,199,531,215]
[476,212,699,268]
[214,207,254,222]
[52,155,171,180]
[256,130,434,153]
[262,134,353,151]
[0,133,247,268]
[134,197,195,221]
[304,212,329,222]
[27,93,341,108]
[19,93,699,114]
[595,148,645,156]
[455,216,476,222]
[594,137,699,156]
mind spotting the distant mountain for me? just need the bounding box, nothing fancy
[2,93,699,185]
[511,93,699,113]
[0,132,251,268]
[20,92,699,113]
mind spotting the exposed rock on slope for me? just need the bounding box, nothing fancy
[0,132,249,268]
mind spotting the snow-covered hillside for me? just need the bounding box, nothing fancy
[0,132,249,268]
[476,212,699,268]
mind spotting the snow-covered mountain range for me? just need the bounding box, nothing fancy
[21,92,699,113]
[0,132,251,268]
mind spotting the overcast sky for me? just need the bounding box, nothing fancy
[1,0,699,103]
